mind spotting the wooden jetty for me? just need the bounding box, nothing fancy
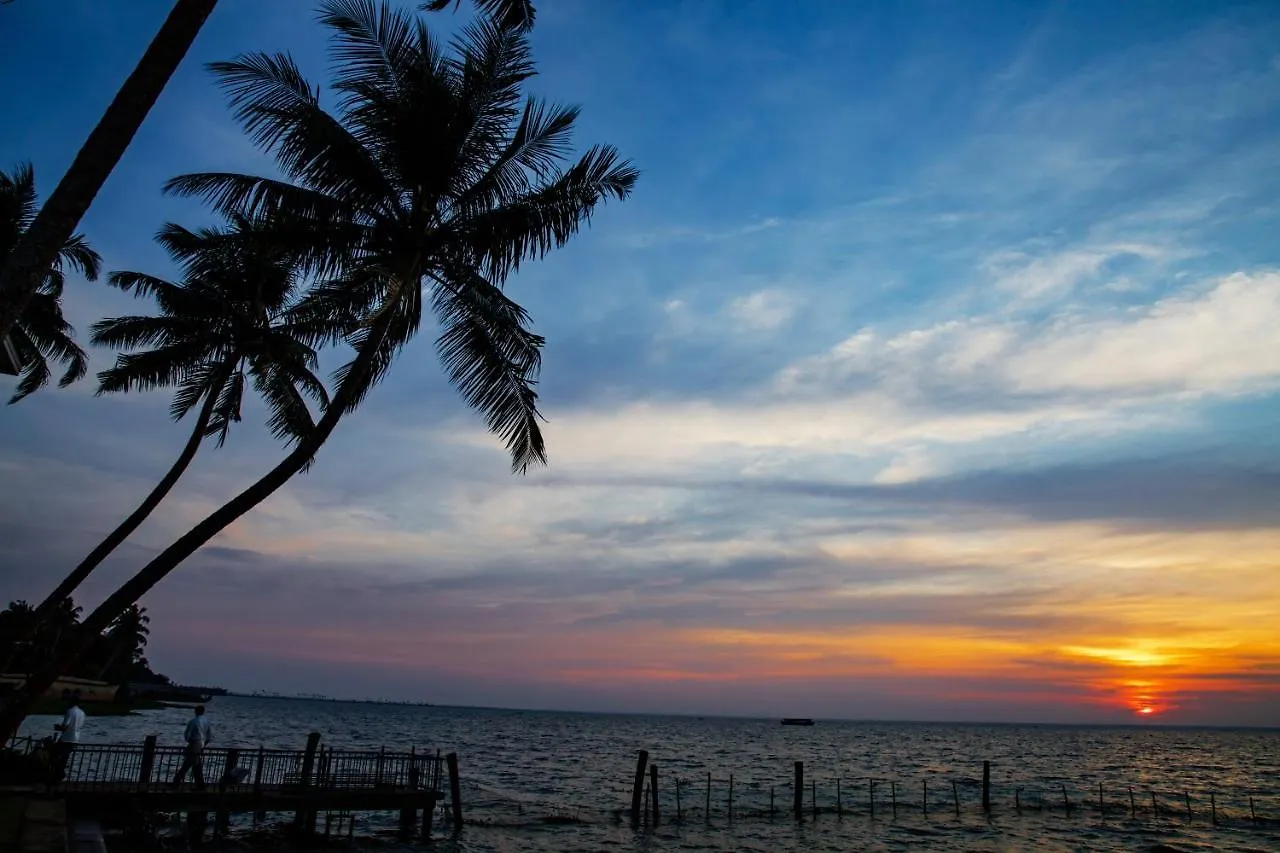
[9,733,459,841]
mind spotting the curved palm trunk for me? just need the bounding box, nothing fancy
[27,362,232,631]
[0,0,218,343]
[0,311,394,738]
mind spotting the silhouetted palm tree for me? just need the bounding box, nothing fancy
[0,0,218,345]
[95,605,150,683]
[0,0,635,737]
[26,216,328,635]
[0,164,100,401]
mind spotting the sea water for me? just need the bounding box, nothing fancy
[21,696,1280,851]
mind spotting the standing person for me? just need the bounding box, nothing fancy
[173,705,212,788]
[52,690,85,782]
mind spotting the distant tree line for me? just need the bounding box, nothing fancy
[0,599,164,687]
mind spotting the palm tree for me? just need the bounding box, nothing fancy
[423,0,535,31]
[0,164,99,399]
[94,605,150,683]
[0,0,635,737]
[0,0,218,345]
[23,216,329,642]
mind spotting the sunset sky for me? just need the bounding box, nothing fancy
[2,0,1279,726]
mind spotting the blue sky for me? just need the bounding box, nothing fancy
[2,0,1280,725]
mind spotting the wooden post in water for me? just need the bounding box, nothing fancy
[728,774,734,821]
[953,781,960,819]
[629,750,649,828]
[770,786,775,818]
[1098,781,1104,820]
[1015,787,1021,815]
[301,732,321,784]
[1184,791,1192,820]
[836,777,842,818]
[216,748,240,836]
[1210,793,1217,826]
[982,761,991,815]
[675,777,682,823]
[1129,786,1136,818]
[400,761,420,838]
[705,771,711,822]
[794,762,804,821]
[253,746,266,822]
[422,782,436,839]
[869,778,875,819]
[922,779,928,817]
[651,763,661,826]
[643,782,650,828]
[1250,796,1257,824]
[891,781,898,820]
[294,732,322,833]
[138,735,156,786]
[1151,791,1158,818]
[447,752,463,831]
[1061,784,1070,816]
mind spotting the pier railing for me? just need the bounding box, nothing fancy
[16,735,444,794]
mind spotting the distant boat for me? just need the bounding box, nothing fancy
[781,718,815,726]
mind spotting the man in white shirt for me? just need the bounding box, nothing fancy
[52,690,85,781]
[173,705,212,788]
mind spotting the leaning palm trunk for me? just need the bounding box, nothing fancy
[25,359,234,634]
[0,311,390,738]
[0,0,217,342]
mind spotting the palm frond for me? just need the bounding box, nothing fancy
[209,52,395,208]
[320,0,420,91]
[423,0,535,32]
[56,234,102,281]
[207,367,246,446]
[16,291,88,390]
[432,268,544,471]
[95,341,216,396]
[6,327,50,404]
[462,144,637,280]
[453,97,579,213]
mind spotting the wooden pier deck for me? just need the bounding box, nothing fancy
[9,733,454,838]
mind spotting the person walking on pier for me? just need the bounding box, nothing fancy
[51,690,84,781]
[174,704,212,788]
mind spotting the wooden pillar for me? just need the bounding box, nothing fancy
[728,774,734,822]
[650,763,660,826]
[447,752,463,830]
[400,764,420,838]
[629,750,649,828]
[253,746,266,822]
[216,748,240,836]
[294,731,322,833]
[793,761,804,821]
[982,761,991,815]
[138,735,156,786]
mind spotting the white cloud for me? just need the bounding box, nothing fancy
[784,270,1280,399]
[726,289,800,332]
[983,244,1167,300]
[438,270,1278,482]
